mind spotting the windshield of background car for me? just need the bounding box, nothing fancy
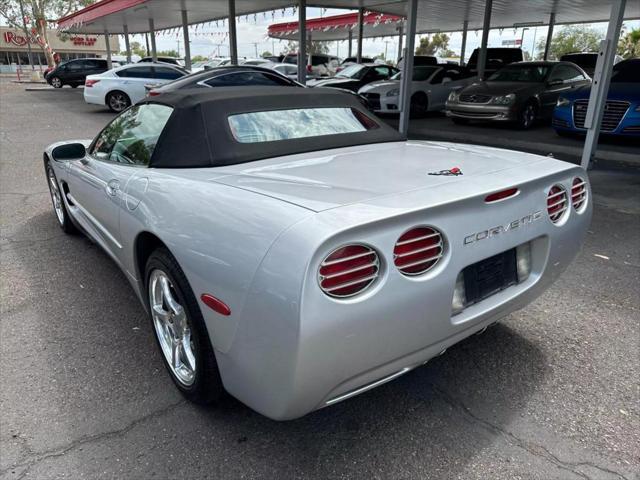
[336,64,367,79]
[228,107,378,143]
[562,54,597,69]
[391,66,439,81]
[610,61,639,83]
[90,104,173,165]
[488,65,550,82]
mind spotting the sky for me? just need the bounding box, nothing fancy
[132,7,639,62]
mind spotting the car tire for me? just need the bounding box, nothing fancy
[410,92,429,118]
[452,117,470,125]
[145,247,225,405]
[70,84,78,88]
[517,101,537,130]
[106,91,131,113]
[49,76,62,88]
[46,162,78,234]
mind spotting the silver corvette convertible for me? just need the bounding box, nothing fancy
[44,87,591,420]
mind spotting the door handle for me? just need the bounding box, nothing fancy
[106,179,120,196]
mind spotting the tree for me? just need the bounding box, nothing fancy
[191,55,207,63]
[0,0,95,67]
[282,40,329,55]
[157,49,179,58]
[119,40,146,58]
[617,27,640,58]
[415,33,450,56]
[535,25,601,60]
[261,50,273,58]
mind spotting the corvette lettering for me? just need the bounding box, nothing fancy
[464,211,543,245]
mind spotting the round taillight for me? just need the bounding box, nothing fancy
[547,185,568,223]
[318,244,379,298]
[571,177,587,212]
[394,227,443,276]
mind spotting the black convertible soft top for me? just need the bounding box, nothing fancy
[141,86,405,168]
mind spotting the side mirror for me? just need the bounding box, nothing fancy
[52,142,86,161]
[442,77,452,84]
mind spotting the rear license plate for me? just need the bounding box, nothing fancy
[463,249,518,305]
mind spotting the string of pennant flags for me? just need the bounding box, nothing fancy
[57,7,410,42]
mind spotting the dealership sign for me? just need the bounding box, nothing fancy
[3,31,97,48]
[3,31,44,47]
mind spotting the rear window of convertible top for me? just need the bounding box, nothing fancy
[227,107,378,143]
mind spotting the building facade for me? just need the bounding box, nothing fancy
[0,26,118,70]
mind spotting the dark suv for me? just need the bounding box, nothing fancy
[45,58,109,88]
[467,48,524,78]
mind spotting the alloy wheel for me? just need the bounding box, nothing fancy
[50,77,62,88]
[47,166,65,225]
[148,269,196,386]
[109,93,128,112]
[521,104,536,129]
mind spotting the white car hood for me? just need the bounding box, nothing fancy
[211,141,551,212]
[359,80,399,94]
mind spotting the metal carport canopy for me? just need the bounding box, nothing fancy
[58,0,639,34]
[268,11,404,41]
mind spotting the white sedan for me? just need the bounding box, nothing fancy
[358,65,477,116]
[84,63,189,112]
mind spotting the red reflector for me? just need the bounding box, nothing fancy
[485,187,519,203]
[85,79,100,87]
[200,294,231,316]
[148,90,160,96]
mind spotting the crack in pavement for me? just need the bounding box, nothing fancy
[1,400,186,480]
[430,384,631,480]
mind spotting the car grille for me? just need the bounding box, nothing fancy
[362,93,380,110]
[573,99,630,132]
[552,118,570,128]
[622,125,640,134]
[451,110,497,118]
[459,94,492,104]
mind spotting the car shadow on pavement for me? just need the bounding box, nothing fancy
[8,211,548,479]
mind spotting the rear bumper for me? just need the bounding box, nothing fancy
[446,101,518,121]
[214,165,592,420]
[83,86,104,106]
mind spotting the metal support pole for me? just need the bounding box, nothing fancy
[460,20,468,66]
[297,0,306,84]
[397,24,403,63]
[123,24,131,63]
[181,10,191,70]
[543,12,555,60]
[356,7,364,63]
[477,0,492,80]
[580,0,626,169]
[104,30,112,69]
[148,18,157,62]
[398,0,418,137]
[348,29,352,58]
[228,0,238,64]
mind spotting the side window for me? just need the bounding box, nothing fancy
[430,69,447,84]
[153,67,184,80]
[90,104,173,166]
[374,66,391,78]
[117,66,154,78]
[551,65,585,83]
[66,61,84,71]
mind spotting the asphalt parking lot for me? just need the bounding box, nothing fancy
[1,79,639,479]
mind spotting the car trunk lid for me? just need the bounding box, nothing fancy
[211,141,551,212]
